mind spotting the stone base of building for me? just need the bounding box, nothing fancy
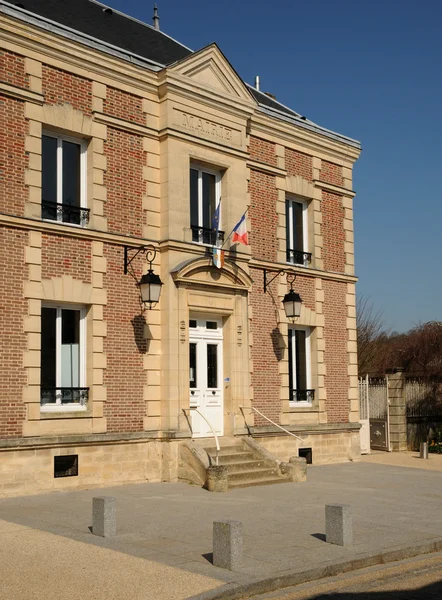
[251,423,361,465]
[0,425,361,498]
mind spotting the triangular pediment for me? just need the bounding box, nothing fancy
[169,44,255,103]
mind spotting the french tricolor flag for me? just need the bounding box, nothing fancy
[232,213,248,246]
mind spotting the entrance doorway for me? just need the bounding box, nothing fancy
[189,315,223,438]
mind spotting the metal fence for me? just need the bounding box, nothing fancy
[405,377,442,419]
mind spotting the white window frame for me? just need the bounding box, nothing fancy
[42,131,87,227]
[286,196,309,266]
[190,165,222,245]
[289,326,312,406]
[40,304,87,412]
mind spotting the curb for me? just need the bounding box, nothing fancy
[187,537,442,600]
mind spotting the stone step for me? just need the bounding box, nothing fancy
[203,445,245,456]
[228,468,279,482]
[212,452,256,464]
[222,459,271,473]
[229,476,291,489]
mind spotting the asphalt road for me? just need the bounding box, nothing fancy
[244,551,442,599]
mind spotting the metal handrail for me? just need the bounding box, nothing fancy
[239,406,306,442]
[186,408,220,466]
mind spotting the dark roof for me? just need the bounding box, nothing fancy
[6,0,193,66]
[246,84,301,118]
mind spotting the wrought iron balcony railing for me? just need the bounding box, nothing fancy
[291,389,315,403]
[42,200,90,227]
[191,225,225,246]
[286,248,312,266]
[41,387,89,406]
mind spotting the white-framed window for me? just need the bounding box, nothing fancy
[288,327,314,405]
[285,196,311,266]
[40,305,88,411]
[41,132,89,227]
[190,166,222,245]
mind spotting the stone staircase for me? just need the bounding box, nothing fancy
[200,437,291,489]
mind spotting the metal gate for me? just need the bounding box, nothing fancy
[359,376,391,451]
[358,375,370,454]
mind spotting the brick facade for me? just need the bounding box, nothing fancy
[248,136,277,167]
[320,160,343,187]
[104,128,144,237]
[104,87,145,125]
[285,148,313,180]
[323,280,350,423]
[42,65,92,114]
[41,234,92,282]
[103,245,146,433]
[0,50,27,88]
[0,95,28,217]
[0,228,27,437]
[249,170,278,262]
[321,191,345,273]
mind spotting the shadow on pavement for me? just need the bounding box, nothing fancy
[311,579,442,599]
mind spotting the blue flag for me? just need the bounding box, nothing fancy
[211,200,220,235]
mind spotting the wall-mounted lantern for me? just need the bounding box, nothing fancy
[263,270,303,319]
[124,245,163,309]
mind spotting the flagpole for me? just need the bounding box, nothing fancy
[221,206,249,249]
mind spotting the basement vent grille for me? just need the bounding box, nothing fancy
[54,455,79,478]
[298,447,313,464]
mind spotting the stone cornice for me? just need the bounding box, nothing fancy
[93,111,158,138]
[247,160,286,178]
[250,113,361,165]
[0,81,43,104]
[313,179,356,198]
[250,258,358,284]
[0,212,157,248]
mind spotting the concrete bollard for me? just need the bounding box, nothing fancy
[420,442,429,459]
[92,496,116,537]
[325,504,352,547]
[207,465,229,492]
[213,520,243,570]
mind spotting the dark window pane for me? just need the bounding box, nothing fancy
[189,343,197,388]
[207,344,218,388]
[206,321,218,330]
[189,320,197,328]
[42,135,57,207]
[293,202,304,253]
[41,307,57,401]
[294,330,307,390]
[62,140,81,210]
[202,172,216,230]
[190,169,199,229]
[288,328,294,400]
[285,199,290,255]
[62,310,80,344]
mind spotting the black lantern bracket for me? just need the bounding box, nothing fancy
[263,268,296,294]
[123,244,163,309]
[124,244,157,277]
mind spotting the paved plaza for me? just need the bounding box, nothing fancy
[1,453,442,599]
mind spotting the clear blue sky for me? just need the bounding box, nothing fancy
[103,0,442,333]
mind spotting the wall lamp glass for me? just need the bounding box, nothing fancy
[263,269,303,319]
[124,245,163,309]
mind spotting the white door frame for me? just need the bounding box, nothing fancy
[189,314,224,438]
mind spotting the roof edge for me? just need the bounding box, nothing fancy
[89,0,193,53]
[0,0,165,70]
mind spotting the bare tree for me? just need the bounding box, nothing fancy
[356,295,389,376]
